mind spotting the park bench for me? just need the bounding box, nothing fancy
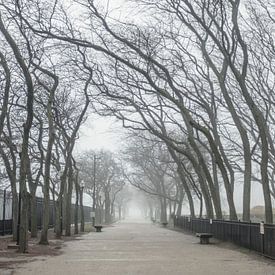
[196,233,213,244]
[94,225,103,232]
[161,222,168,227]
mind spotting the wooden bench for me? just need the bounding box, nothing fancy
[196,233,213,244]
[94,225,103,232]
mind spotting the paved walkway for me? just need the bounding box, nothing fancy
[12,221,275,274]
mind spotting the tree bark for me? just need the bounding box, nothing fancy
[65,160,73,236]
[104,192,111,224]
[0,13,34,253]
[74,172,79,235]
[0,51,10,137]
[160,198,167,223]
[55,200,62,238]
[80,187,84,232]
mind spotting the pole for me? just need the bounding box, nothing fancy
[93,155,96,227]
[16,191,21,245]
[16,149,22,245]
[60,199,63,235]
[2,189,6,236]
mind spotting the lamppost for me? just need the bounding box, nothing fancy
[98,195,102,225]
[80,180,85,232]
[92,155,100,227]
[16,143,22,245]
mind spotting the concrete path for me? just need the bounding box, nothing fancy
[13,221,275,275]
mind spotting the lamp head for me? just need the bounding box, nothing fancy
[17,143,22,153]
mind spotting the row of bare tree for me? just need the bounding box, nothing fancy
[47,0,273,223]
[0,1,126,253]
[123,133,188,223]
[1,0,275,250]
[77,150,126,224]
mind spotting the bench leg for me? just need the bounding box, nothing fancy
[200,238,210,244]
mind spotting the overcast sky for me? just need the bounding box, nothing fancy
[75,115,125,153]
[73,0,129,153]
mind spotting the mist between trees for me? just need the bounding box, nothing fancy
[0,0,275,253]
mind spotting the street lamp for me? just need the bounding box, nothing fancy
[93,155,101,227]
[98,195,102,225]
[80,180,85,193]
[17,144,22,157]
[16,143,22,245]
[52,127,56,136]
[80,180,85,232]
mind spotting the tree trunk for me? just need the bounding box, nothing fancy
[201,36,252,222]
[74,174,79,235]
[105,193,111,224]
[167,146,195,217]
[62,180,67,234]
[39,128,55,244]
[176,187,184,217]
[80,188,84,232]
[0,51,10,136]
[165,137,215,218]
[199,198,203,218]
[65,162,73,236]
[12,186,18,241]
[160,198,167,223]
[39,189,49,244]
[30,192,37,238]
[19,187,29,253]
[27,156,38,238]
[55,200,62,239]
[229,1,272,223]
[188,133,224,219]
[0,12,34,254]
[119,205,122,220]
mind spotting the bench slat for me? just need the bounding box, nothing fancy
[196,232,213,244]
[196,233,213,238]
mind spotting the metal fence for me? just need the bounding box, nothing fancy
[34,197,92,230]
[0,189,13,235]
[0,191,93,236]
[174,216,275,260]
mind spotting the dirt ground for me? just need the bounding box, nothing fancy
[1,220,274,275]
[0,228,92,274]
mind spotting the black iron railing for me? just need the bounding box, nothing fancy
[0,190,93,236]
[174,216,275,260]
